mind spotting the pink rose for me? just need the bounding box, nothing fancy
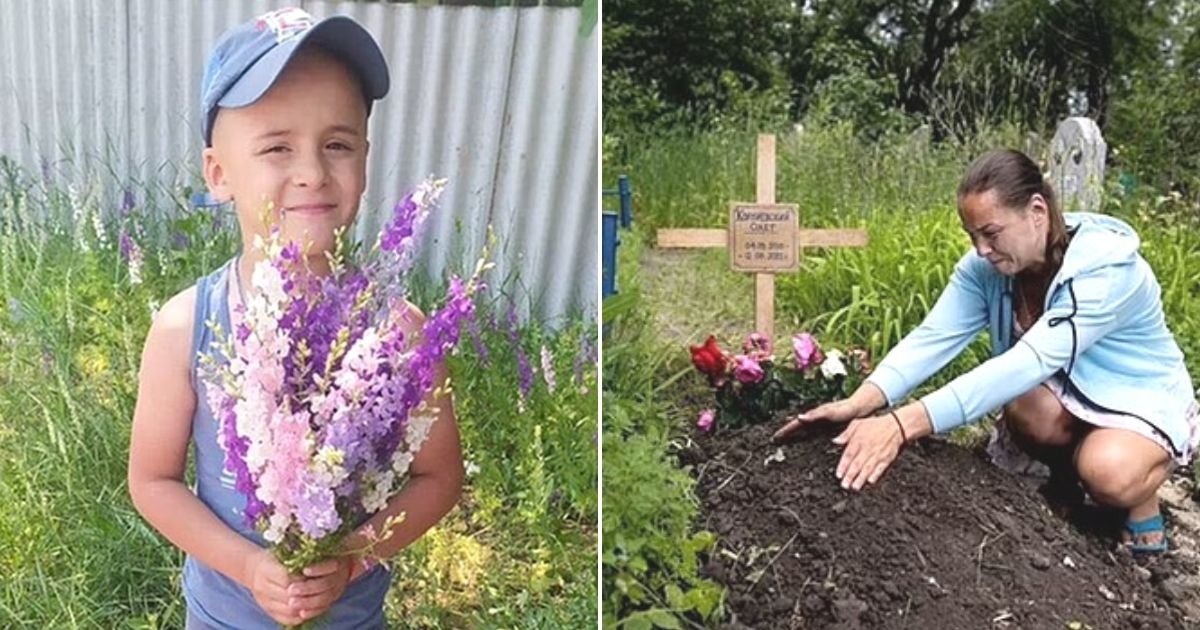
[697,409,715,432]
[792,333,824,371]
[733,354,765,384]
[742,332,773,362]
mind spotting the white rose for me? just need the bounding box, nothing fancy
[820,350,848,379]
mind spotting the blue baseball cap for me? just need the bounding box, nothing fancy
[200,7,390,146]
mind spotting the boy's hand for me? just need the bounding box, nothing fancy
[288,557,353,620]
[244,549,305,626]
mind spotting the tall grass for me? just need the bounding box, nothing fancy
[0,162,597,629]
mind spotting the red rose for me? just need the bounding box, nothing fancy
[690,336,729,381]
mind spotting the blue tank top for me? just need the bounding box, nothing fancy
[183,257,391,629]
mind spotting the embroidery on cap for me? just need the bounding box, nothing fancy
[255,7,313,43]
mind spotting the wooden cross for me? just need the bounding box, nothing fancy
[656,134,868,341]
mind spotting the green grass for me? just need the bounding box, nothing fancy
[0,164,597,629]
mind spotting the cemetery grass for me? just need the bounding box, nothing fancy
[602,120,1200,627]
[0,171,597,629]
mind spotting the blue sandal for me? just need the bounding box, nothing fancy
[1125,513,1169,554]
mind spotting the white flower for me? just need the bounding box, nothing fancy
[127,244,143,285]
[251,261,287,318]
[264,512,290,543]
[92,205,107,249]
[406,412,436,451]
[361,469,395,514]
[70,185,90,253]
[820,349,848,379]
[344,328,382,375]
[311,446,348,487]
[464,460,480,477]
[391,451,414,477]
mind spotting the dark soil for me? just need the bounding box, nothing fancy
[685,422,1199,630]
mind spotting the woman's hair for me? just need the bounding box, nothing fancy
[958,149,1069,270]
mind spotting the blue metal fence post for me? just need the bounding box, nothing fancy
[617,175,632,228]
[602,212,619,298]
[602,176,634,300]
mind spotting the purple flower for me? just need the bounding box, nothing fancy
[504,298,520,345]
[295,482,340,538]
[697,409,715,432]
[468,314,489,367]
[742,332,773,362]
[380,193,418,253]
[517,346,534,401]
[732,355,764,384]
[792,333,824,371]
[573,338,586,387]
[119,230,134,261]
[120,190,135,217]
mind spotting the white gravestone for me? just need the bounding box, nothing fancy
[1048,117,1107,212]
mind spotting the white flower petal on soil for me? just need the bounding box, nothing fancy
[764,447,786,467]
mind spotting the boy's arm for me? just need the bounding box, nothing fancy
[127,288,304,624]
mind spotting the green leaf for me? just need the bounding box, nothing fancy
[621,612,653,630]
[665,584,686,610]
[686,583,723,619]
[648,610,683,629]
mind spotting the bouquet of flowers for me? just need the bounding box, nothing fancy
[199,177,489,580]
[689,332,870,432]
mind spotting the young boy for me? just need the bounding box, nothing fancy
[127,8,465,628]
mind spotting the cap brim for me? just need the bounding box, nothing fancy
[218,15,390,110]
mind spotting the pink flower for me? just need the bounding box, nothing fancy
[733,355,765,384]
[742,332,773,362]
[697,409,715,432]
[792,333,824,371]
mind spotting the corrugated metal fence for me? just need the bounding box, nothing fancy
[0,0,597,323]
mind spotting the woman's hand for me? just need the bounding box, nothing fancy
[832,415,905,491]
[772,399,863,442]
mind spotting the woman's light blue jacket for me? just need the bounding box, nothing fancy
[866,212,1195,457]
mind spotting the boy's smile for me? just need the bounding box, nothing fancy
[202,46,371,264]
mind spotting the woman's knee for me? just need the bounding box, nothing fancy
[1075,431,1170,507]
[1003,385,1075,446]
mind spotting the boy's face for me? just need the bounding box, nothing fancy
[203,47,370,257]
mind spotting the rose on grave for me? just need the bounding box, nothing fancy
[742,332,773,362]
[733,355,765,384]
[820,349,848,379]
[792,332,824,371]
[690,335,730,383]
